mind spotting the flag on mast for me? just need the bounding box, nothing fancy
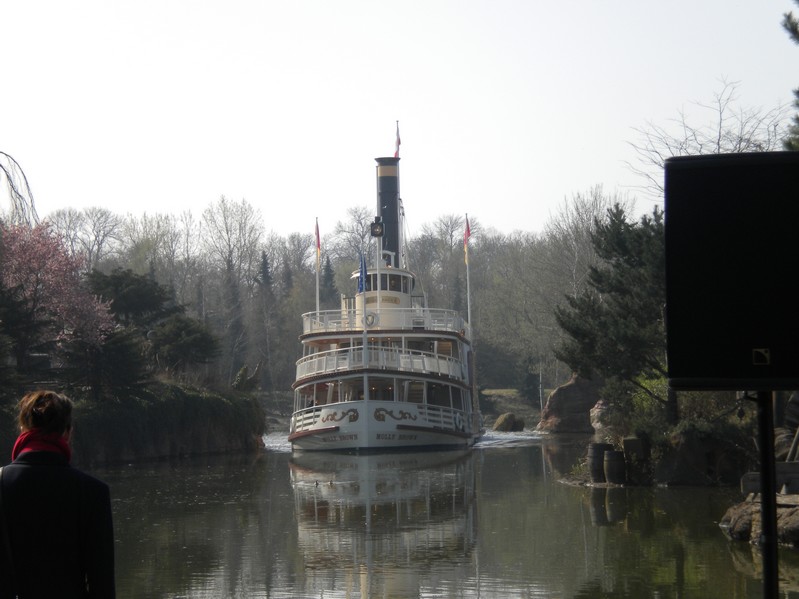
[464,214,471,265]
[394,121,401,158]
[358,253,368,293]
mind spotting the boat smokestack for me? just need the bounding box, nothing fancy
[375,156,400,267]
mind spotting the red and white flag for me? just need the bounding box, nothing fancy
[394,121,401,158]
[315,218,321,271]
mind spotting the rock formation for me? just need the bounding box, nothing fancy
[492,413,525,432]
[536,374,601,433]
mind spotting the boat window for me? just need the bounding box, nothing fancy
[296,387,315,409]
[406,381,424,403]
[388,274,403,292]
[436,341,454,357]
[451,388,464,411]
[380,274,388,291]
[428,383,451,408]
[408,340,433,353]
[340,381,364,402]
[327,383,340,404]
[370,380,395,402]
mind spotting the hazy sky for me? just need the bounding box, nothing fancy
[3,1,797,238]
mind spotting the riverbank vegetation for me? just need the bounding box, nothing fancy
[0,384,264,465]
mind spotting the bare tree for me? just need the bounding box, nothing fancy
[201,196,265,381]
[628,80,788,198]
[120,212,181,280]
[47,208,86,257]
[46,206,120,271]
[169,211,201,309]
[0,151,38,225]
[201,196,264,286]
[330,206,373,262]
[81,207,122,271]
[543,186,631,299]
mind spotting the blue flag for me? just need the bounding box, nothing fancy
[358,253,368,293]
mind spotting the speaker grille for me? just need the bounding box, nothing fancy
[665,152,799,390]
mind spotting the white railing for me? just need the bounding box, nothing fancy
[291,407,322,432]
[295,346,465,381]
[302,307,470,338]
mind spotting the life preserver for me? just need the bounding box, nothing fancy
[363,312,378,328]
[454,412,464,431]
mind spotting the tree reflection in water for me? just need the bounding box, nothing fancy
[98,435,799,598]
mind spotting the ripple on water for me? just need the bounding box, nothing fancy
[475,430,544,448]
[263,430,543,453]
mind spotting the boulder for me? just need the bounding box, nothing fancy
[536,374,600,433]
[492,413,525,432]
[721,495,799,548]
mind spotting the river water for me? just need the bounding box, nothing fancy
[94,432,799,598]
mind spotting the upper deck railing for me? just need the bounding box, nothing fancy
[301,307,471,339]
[295,346,465,381]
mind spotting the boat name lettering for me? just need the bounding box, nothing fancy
[365,296,400,305]
[322,434,358,443]
[376,433,395,441]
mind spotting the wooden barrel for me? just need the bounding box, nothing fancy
[588,443,613,483]
[604,450,626,484]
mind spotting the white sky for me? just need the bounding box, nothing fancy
[2,1,797,238]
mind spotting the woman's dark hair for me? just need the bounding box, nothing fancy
[17,390,73,434]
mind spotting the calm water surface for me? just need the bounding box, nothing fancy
[94,432,799,598]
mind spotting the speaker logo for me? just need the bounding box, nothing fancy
[752,348,771,366]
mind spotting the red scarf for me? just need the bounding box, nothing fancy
[12,429,72,463]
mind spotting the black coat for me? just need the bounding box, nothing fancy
[0,452,115,598]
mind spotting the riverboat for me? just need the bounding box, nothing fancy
[288,155,482,451]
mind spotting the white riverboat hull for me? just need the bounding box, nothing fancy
[289,400,478,452]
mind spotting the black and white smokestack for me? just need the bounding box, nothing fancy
[375,156,400,267]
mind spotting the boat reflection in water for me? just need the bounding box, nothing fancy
[289,450,477,597]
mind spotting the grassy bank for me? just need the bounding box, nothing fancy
[0,383,266,466]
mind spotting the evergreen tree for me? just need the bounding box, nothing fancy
[281,261,293,295]
[554,205,677,422]
[321,256,338,307]
[783,3,799,150]
[256,250,273,289]
[87,268,178,328]
[147,313,219,373]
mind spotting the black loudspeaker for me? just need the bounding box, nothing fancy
[665,152,799,390]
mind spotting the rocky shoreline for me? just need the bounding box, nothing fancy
[721,493,799,547]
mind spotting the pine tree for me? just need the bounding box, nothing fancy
[783,3,799,150]
[554,205,677,422]
[321,256,338,307]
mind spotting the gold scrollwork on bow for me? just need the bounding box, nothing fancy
[321,409,359,423]
[374,408,418,422]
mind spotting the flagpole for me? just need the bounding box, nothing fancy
[465,214,472,326]
[315,218,320,316]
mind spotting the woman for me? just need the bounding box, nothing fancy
[0,390,115,598]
